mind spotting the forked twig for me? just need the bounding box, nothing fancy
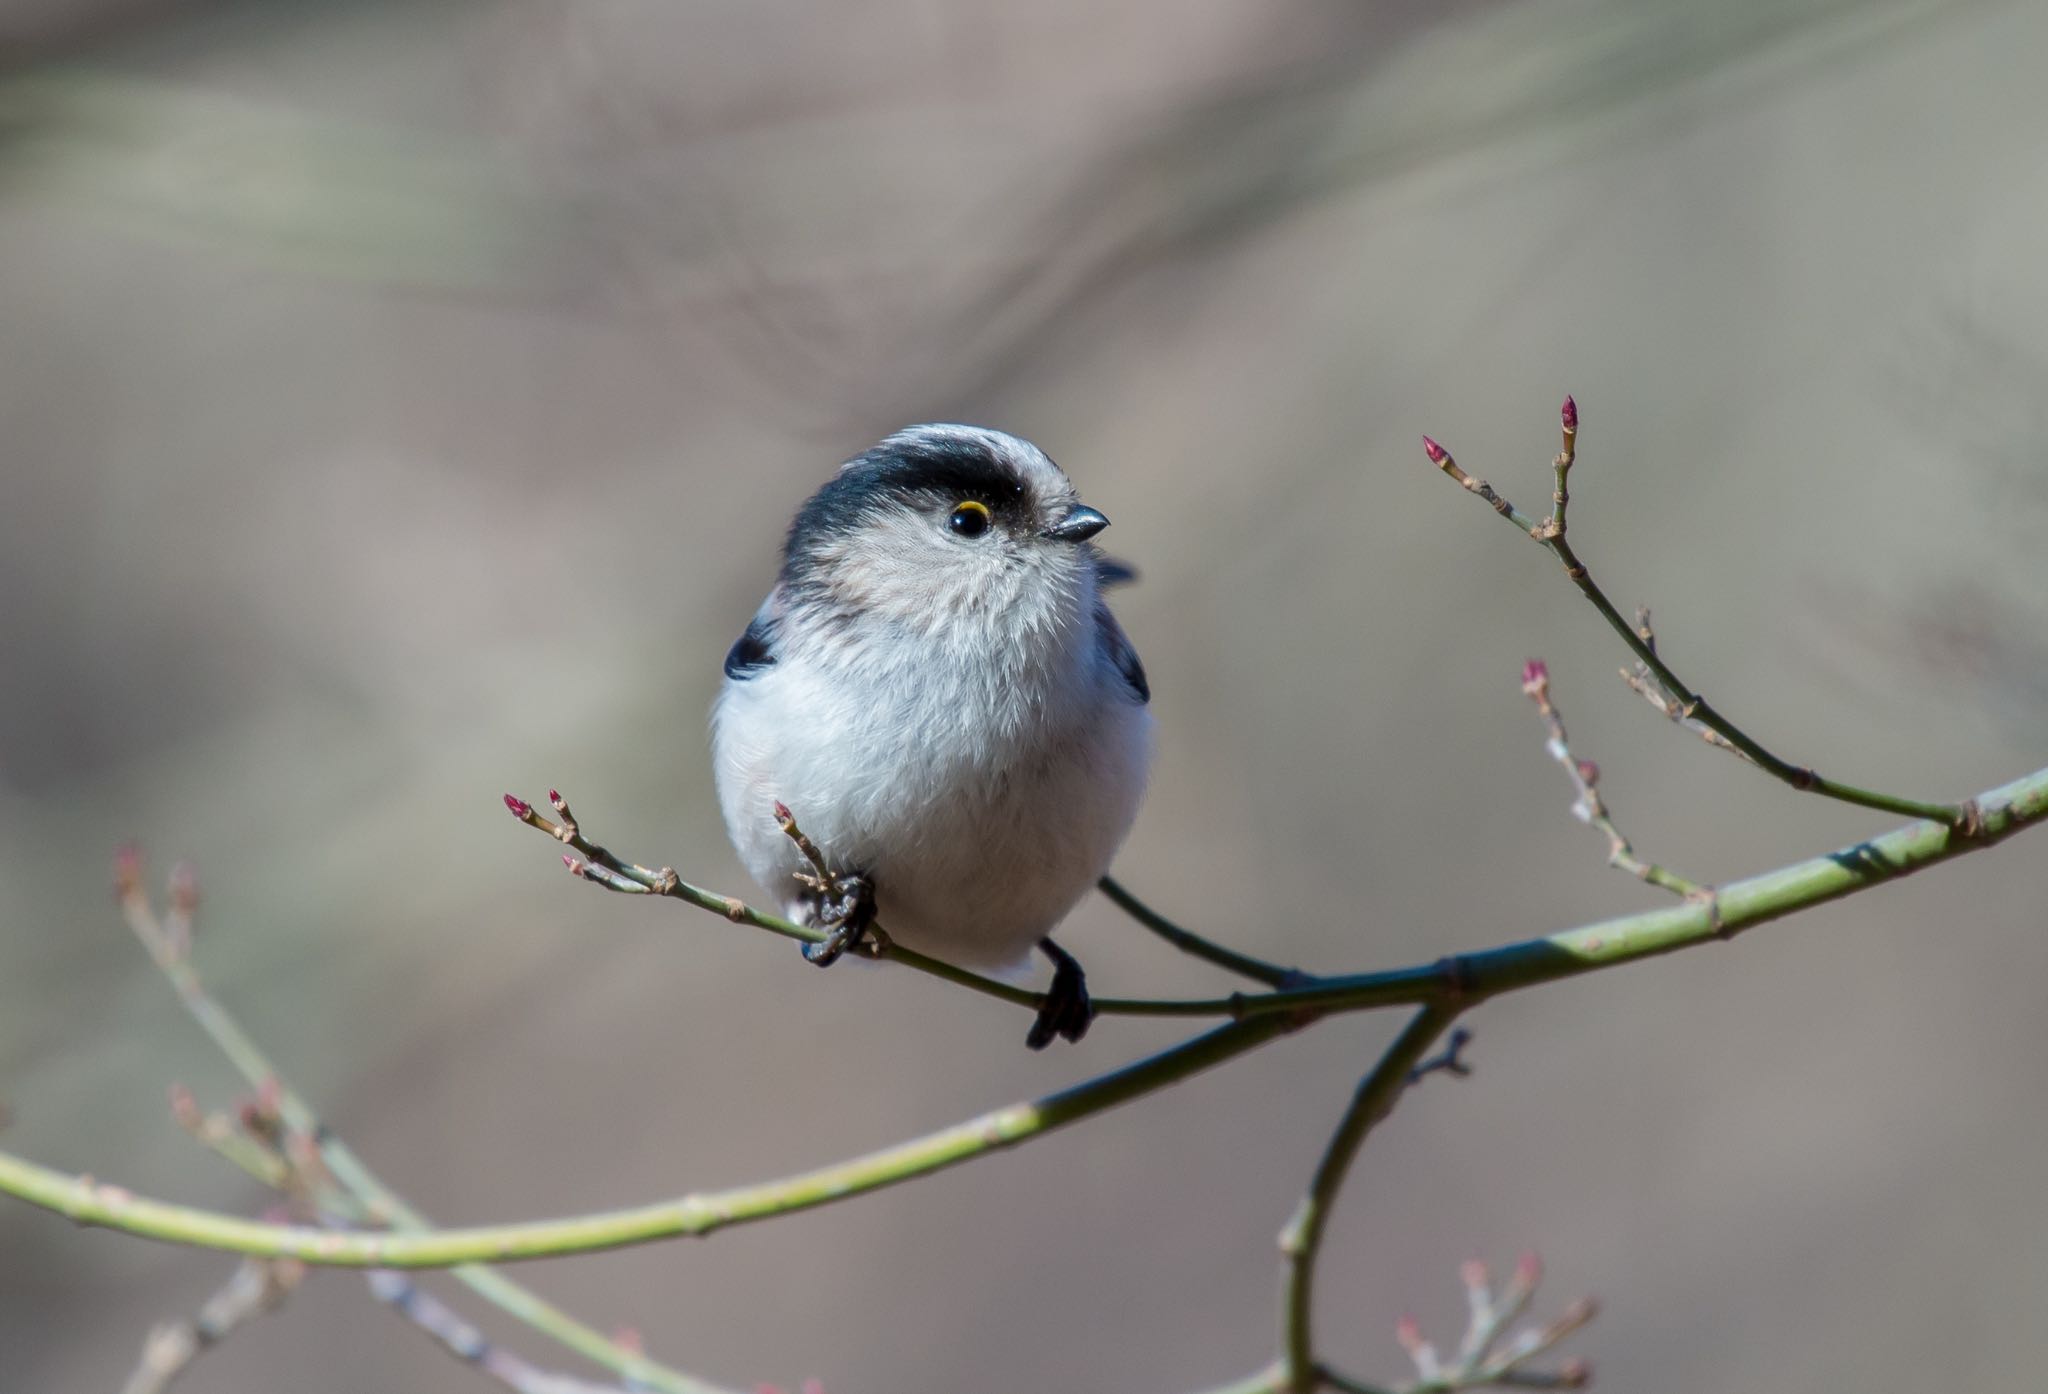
[1425,403,1967,828]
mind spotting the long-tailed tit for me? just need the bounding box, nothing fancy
[712,425,1152,1048]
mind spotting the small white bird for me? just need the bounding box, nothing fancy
[711,425,1153,1048]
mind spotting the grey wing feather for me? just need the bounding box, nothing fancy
[1094,599,1149,704]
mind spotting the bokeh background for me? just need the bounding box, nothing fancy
[5,1,2048,1390]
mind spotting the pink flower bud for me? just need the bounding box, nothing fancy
[1561,395,1578,433]
[1422,435,1448,464]
[1521,658,1549,688]
[504,794,533,820]
[113,844,144,895]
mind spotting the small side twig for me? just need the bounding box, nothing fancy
[1617,608,1748,760]
[1519,659,1699,898]
[1390,1255,1595,1394]
[1425,401,1967,828]
[1407,1027,1474,1086]
[120,1255,304,1394]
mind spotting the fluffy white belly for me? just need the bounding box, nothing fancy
[713,651,1151,968]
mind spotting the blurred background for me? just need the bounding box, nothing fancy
[4,0,2047,1389]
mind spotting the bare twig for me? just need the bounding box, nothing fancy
[1519,659,1699,898]
[120,1255,304,1394]
[1425,403,1967,828]
[1617,608,1748,759]
[366,1271,641,1394]
[1407,1027,1475,1086]
[1389,1256,1594,1394]
[509,781,1294,1011]
[114,853,735,1394]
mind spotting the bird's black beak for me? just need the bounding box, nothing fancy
[1043,504,1110,542]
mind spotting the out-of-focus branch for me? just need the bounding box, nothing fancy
[113,854,735,1394]
[1518,660,1699,898]
[1423,402,1969,827]
[365,1271,647,1394]
[1388,1256,1595,1394]
[119,1255,304,1394]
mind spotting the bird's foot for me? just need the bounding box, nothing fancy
[1027,937,1094,1050]
[800,872,875,967]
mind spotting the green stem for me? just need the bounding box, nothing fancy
[1,1015,1300,1267]
[16,762,2044,1269]
[1099,876,1304,987]
[1278,1007,1460,1393]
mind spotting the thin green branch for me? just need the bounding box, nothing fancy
[1279,1007,1461,1393]
[0,1015,1301,1267]
[1423,418,1967,827]
[115,862,732,1394]
[9,762,2043,1268]
[1098,875,1306,987]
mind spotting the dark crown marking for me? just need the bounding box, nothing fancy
[782,429,1046,583]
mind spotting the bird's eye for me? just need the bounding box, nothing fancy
[948,500,992,538]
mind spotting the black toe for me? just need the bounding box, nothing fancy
[1028,938,1094,1050]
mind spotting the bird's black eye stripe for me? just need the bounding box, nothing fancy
[724,616,776,680]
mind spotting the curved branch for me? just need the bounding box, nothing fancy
[0,1016,1302,1267]
[6,762,2043,1268]
[1279,1006,1460,1392]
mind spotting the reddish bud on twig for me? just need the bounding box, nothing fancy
[547,789,564,808]
[1461,1258,1491,1292]
[1395,1314,1426,1355]
[563,855,583,874]
[612,1326,644,1355]
[113,844,144,896]
[1422,435,1448,465]
[772,800,794,825]
[503,794,533,820]
[1515,1250,1544,1288]
[1561,395,1578,433]
[1521,658,1549,690]
[1576,760,1600,787]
